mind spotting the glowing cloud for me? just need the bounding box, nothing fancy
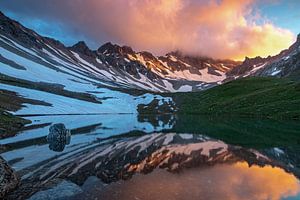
[111,0,295,60]
[0,0,296,60]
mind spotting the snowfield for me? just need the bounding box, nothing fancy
[0,84,172,115]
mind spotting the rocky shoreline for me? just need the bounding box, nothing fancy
[0,156,19,199]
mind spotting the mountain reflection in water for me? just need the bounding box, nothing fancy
[72,162,300,200]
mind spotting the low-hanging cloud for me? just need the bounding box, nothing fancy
[0,0,295,60]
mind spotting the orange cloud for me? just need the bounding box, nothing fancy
[84,0,294,60]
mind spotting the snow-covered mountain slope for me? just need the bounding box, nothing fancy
[0,12,176,115]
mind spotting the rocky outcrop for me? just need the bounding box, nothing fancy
[69,41,96,58]
[0,156,19,198]
[97,42,135,56]
[227,56,267,76]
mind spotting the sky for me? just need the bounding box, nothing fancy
[0,0,299,60]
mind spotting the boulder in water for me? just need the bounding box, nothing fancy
[47,123,71,152]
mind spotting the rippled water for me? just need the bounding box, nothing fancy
[1,114,300,200]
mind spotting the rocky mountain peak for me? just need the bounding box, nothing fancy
[97,42,134,55]
[243,56,264,65]
[139,51,156,61]
[73,41,89,48]
[69,41,95,57]
[226,56,266,77]
[166,50,183,58]
[121,45,135,55]
[71,41,89,52]
[98,42,115,52]
[275,32,300,58]
[290,33,300,50]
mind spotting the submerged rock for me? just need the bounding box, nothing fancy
[47,123,71,152]
[0,156,19,198]
[27,180,82,200]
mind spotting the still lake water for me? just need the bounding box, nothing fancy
[1,114,300,200]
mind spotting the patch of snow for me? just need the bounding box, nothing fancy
[177,85,193,92]
[96,58,103,64]
[179,134,193,140]
[165,141,228,157]
[271,69,281,76]
[274,147,284,156]
[169,55,178,62]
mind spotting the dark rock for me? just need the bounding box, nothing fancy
[0,12,42,49]
[47,123,71,152]
[0,156,19,198]
[97,42,134,55]
[139,51,156,61]
[44,37,66,50]
[69,41,96,58]
[227,56,266,76]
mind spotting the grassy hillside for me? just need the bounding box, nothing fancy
[171,77,300,119]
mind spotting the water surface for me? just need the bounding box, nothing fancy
[1,114,300,200]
